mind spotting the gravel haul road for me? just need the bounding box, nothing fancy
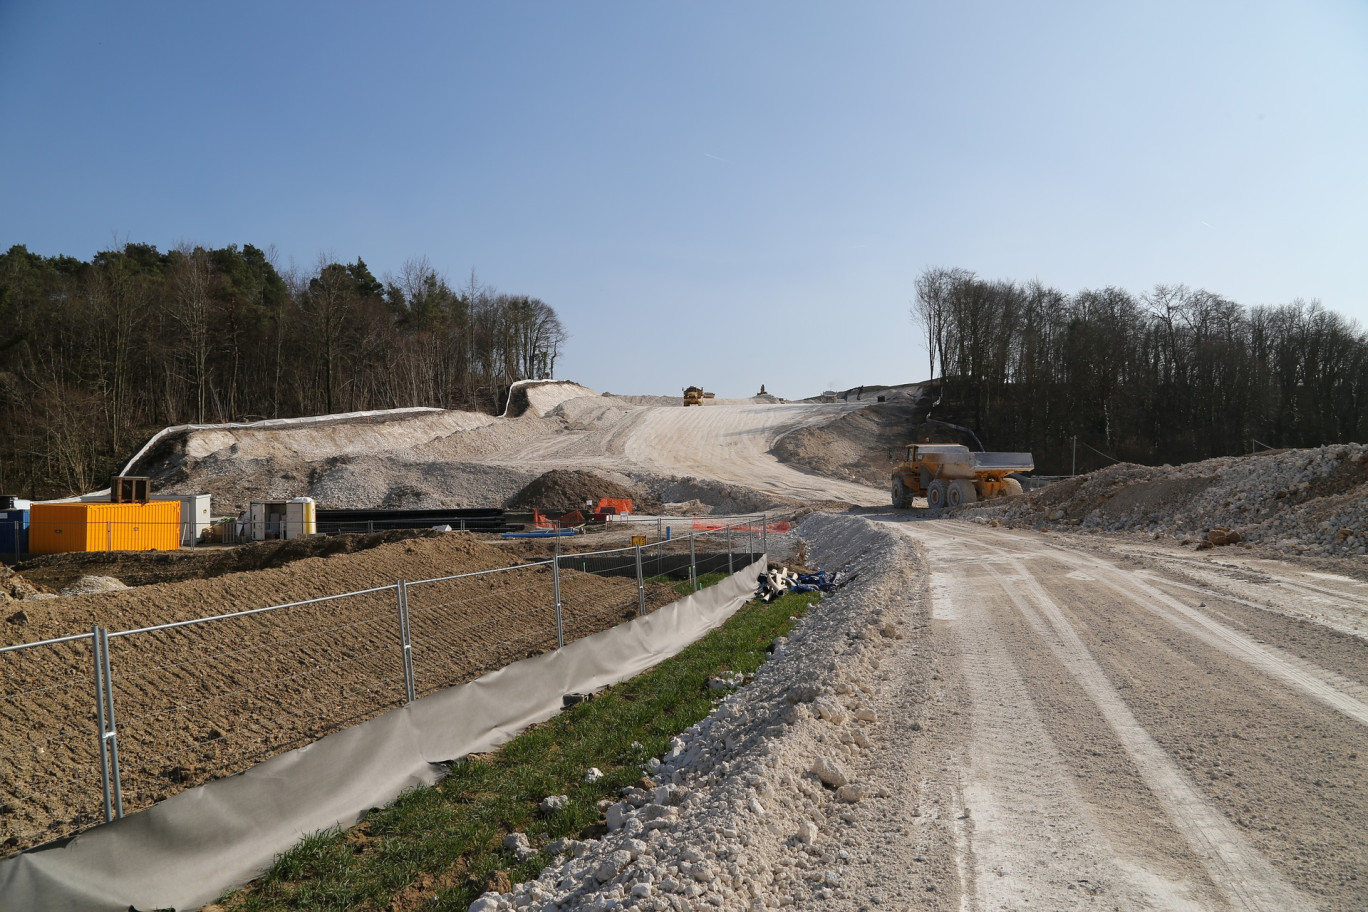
[892,517,1366,911]
[475,406,1366,912]
[492,512,1366,912]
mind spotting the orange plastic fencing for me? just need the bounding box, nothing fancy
[690,520,790,533]
[595,498,634,516]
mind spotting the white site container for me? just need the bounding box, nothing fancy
[246,497,317,541]
[287,497,317,539]
[176,494,212,546]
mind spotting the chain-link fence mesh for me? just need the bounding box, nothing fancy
[1,634,104,851]
[1,514,790,854]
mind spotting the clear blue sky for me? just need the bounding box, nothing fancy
[3,2,1365,400]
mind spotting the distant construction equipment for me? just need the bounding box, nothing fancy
[683,386,715,406]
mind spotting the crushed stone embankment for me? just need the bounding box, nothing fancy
[970,444,1368,560]
[472,512,951,911]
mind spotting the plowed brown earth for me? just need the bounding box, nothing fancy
[0,533,690,854]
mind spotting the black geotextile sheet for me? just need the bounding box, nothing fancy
[0,557,766,911]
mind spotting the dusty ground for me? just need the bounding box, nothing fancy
[6,381,1368,911]
[123,387,890,514]
[482,512,1367,912]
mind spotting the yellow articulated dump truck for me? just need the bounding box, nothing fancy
[683,386,715,406]
[892,443,1033,509]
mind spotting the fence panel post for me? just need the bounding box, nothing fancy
[727,524,733,574]
[762,512,768,556]
[396,581,416,703]
[553,536,564,648]
[97,627,124,818]
[91,626,113,823]
[635,545,646,616]
[689,533,697,592]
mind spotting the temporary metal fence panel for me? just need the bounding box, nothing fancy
[403,562,561,698]
[97,585,405,825]
[0,556,769,912]
[0,633,106,852]
[0,514,787,860]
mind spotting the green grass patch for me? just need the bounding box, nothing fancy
[645,570,730,596]
[218,587,820,911]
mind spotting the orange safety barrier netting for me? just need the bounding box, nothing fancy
[690,520,790,533]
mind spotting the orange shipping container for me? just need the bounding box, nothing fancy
[29,501,182,554]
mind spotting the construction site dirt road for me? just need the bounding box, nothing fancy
[871,515,1366,911]
[8,383,1367,909]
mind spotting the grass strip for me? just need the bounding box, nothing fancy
[214,585,819,912]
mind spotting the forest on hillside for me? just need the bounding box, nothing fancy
[0,243,567,497]
[913,267,1368,475]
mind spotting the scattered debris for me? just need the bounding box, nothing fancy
[756,568,840,602]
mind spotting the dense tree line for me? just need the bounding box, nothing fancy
[912,267,1368,475]
[0,242,567,497]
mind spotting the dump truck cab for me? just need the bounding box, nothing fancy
[892,443,1033,509]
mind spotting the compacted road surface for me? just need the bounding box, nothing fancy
[885,517,1367,911]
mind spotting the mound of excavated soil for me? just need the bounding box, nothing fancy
[503,381,598,418]
[507,470,662,514]
[0,565,47,604]
[12,529,444,592]
[771,399,928,487]
[970,444,1368,558]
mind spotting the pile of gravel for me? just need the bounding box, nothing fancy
[971,444,1368,558]
[471,512,920,911]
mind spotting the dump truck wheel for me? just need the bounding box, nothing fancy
[927,480,948,509]
[948,479,977,507]
[892,477,909,509]
[1002,477,1023,496]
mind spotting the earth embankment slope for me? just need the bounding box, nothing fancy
[968,443,1368,561]
[129,382,890,513]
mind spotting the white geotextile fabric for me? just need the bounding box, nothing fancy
[0,558,765,912]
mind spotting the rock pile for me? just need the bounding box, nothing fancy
[469,513,912,911]
[973,444,1368,558]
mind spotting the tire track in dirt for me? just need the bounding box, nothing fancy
[1045,551,1368,728]
[988,555,1316,912]
[1134,556,1368,644]
[921,542,1183,911]
[962,526,1368,728]
[1129,573,1368,697]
